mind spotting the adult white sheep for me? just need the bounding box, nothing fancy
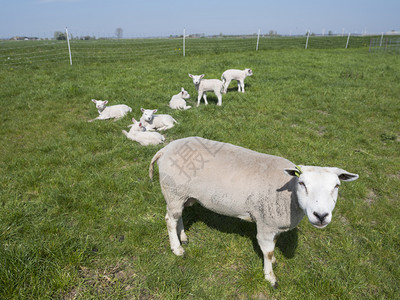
[89,99,132,122]
[221,68,253,93]
[149,137,359,288]
[140,108,177,131]
[169,88,191,110]
[122,118,165,146]
[189,74,224,106]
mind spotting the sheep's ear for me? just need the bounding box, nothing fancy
[104,100,108,104]
[332,168,359,182]
[284,166,303,177]
[92,99,97,103]
[181,87,185,91]
[153,109,157,113]
[189,74,193,78]
[141,108,145,112]
[200,74,205,79]
[139,122,142,127]
[132,117,136,122]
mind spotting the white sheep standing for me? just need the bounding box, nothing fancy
[122,118,165,146]
[140,108,177,131]
[149,137,359,288]
[89,99,132,122]
[221,68,253,93]
[169,88,191,110]
[188,74,224,106]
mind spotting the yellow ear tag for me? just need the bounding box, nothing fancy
[295,165,302,177]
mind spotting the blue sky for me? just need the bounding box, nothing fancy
[1,0,399,38]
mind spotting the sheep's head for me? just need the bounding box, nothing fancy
[129,118,146,132]
[284,166,359,228]
[180,88,190,99]
[245,68,253,76]
[92,99,108,112]
[140,108,157,122]
[189,74,204,85]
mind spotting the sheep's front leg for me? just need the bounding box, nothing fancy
[237,80,245,92]
[202,93,208,105]
[256,228,279,288]
[88,115,106,122]
[237,80,242,92]
[197,92,204,107]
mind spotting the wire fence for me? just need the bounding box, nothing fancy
[0,34,398,67]
[369,37,400,54]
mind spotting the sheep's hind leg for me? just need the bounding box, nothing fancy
[215,91,222,106]
[177,217,188,244]
[165,210,185,256]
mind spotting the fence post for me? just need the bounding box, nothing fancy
[380,32,384,47]
[305,31,310,49]
[183,28,186,57]
[65,27,72,65]
[256,29,260,51]
[346,32,351,49]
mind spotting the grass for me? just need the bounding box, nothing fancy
[0,40,399,299]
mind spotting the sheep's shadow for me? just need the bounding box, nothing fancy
[182,204,298,260]
[225,82,252,93]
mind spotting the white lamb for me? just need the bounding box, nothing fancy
[221,68,253,93]
[122,118,165,146]
[89,99,132,122]
[188,74,224,106]
[169,88,191,110]
[140,108,177,131]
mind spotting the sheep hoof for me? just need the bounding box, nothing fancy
[172,246,185,256]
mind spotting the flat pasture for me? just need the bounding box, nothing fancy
[0,38,399,299]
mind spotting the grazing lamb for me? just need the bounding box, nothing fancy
[122,118,165,146]
[221,68,253,93]
[169,88,191,110]
[89,99,132,122]
[149,137,359,288]
[188,74,224,106]
[140,108,177,131]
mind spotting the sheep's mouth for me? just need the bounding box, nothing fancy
[311,222,329,229]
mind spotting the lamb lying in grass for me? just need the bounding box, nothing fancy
[89,99,132,122]
[140,108,177,131]
[189,74,224,106]
[122,118,165,146]
[221,68,253,93]
[169,88,191,110]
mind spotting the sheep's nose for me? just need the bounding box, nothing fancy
[313,212,329,223]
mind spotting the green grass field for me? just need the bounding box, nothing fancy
[0,39,399,299]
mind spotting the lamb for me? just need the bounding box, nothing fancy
[169,88,191,110]
[140,108,177,131]
[122,118,165,146]
[188,74,224,106]
[221,68,253,93]
[149,137,359,288]
[89,99,132,122]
